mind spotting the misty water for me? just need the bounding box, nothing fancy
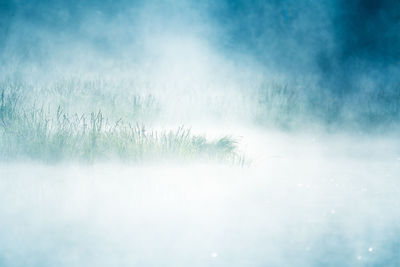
[1,0,400,266]
[1,130,400,266]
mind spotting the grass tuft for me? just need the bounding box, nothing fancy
[0,87,245,164]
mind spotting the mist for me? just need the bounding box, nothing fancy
[1,0,400,266]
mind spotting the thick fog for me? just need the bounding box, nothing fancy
[0,0,400,266]
[1,132,400,266]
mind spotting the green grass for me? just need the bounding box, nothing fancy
[0,86,245,164]
[2,75,397,164]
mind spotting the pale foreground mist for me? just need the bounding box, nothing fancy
[1,131,399,267]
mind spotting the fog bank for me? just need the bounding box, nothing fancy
[1,132,399,266]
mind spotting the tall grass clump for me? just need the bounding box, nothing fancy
[254,82,307,128]
[0,84,244,164]
[19,77,161,123]
[0,82,21,126]
[253,81,400,131]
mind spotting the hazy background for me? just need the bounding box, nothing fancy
[1,1,400,266]
[1,0,399,83]
[1,0,399,129]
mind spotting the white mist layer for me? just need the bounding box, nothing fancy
[1,130,399,267]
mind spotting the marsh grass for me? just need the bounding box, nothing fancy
[0,81,21,126]
[2,76,398,164]
[14,78,161,123]
[254,82,307,128]
[356,86,400,126]
[255,82,400,130]
[0,86,244,164]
